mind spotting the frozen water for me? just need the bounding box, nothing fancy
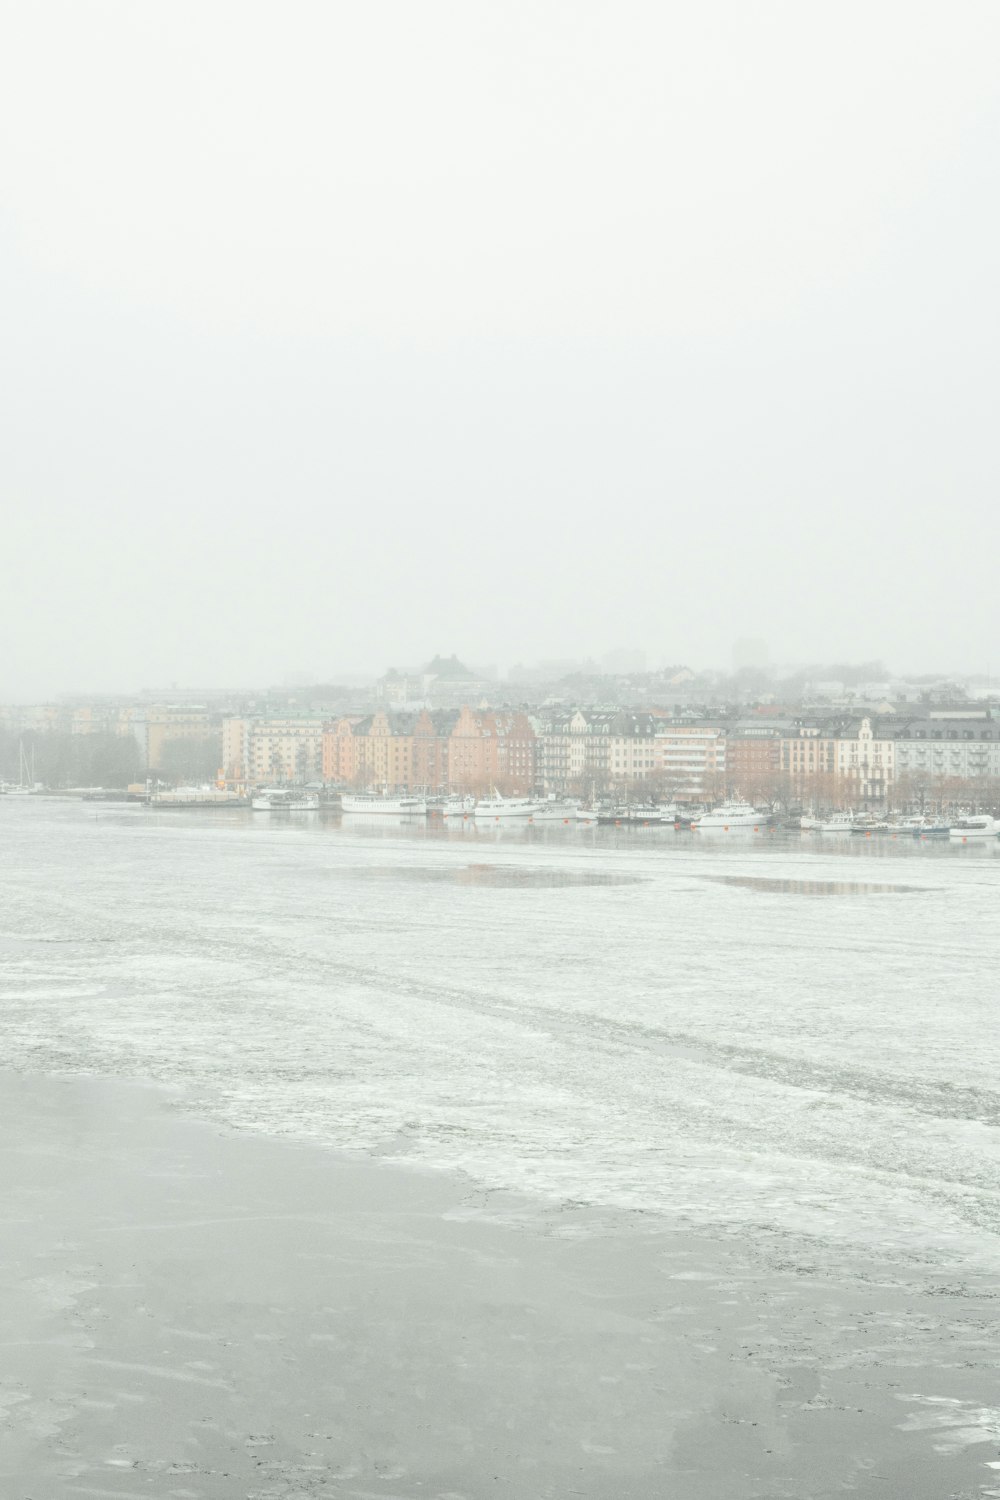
[1,800,998,1281]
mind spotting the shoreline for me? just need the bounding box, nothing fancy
[2,1068,999,1497]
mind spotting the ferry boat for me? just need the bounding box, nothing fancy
[473,791,540,819]
[692,800,770,830]
[252,789,320,811]
[340,792,427,815]
[948,814,1000,839]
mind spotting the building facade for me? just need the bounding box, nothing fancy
[223,714,326,783]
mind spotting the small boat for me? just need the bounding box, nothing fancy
[948,815,1000,839]
[692,800,770,830]
[252,789,320,811]
[574,804,598,824]
[441,795,476,818]
[887,815,950,837]
[817,811,857,834]
[620,803,667,825]
[341,792,428,815]
[799,814,823,831]
[473,791,540,819]
[672,807,702,827]
[530,800,577,822]
[850,817,890,835]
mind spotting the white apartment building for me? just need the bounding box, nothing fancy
[835,717,894,801]
[653,723,726,797]
[892,716,1000,785]
[222,714,326,783]
[537,711,660,790]
[538,712,725,796]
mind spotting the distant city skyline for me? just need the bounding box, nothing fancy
[1,650,994,708]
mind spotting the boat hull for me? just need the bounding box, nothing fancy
[252,796,319,811]
[340,795,427,815]
[473,807,537,819]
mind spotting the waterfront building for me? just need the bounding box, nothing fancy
[141,709,223,772]
[724,723,784,801]
[835,717,895,802]
[536,710,661,792]
[891,714,1000,797]
[652,722,726,799]
[222,713,326,784]
[780,726,839,803]
[320,706,533,794]
[448,707,536,794]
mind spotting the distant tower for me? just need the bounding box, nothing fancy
[732,638,769,672]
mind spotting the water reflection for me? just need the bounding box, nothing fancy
[345,864,645,888]
[704,874,933,896]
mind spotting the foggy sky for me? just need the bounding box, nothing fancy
[3,2,999,697]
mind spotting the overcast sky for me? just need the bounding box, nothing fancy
[2,1,999,696]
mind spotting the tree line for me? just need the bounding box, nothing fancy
[0,731,224,789]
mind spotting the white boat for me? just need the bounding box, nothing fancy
[2,741,41,795]
[473,791,540,820]
[530,800,577,822]
[888,815,950,836]
[252,789,319,811]
[441,795,476,818]
[799,814,823,830]
[574,805,598,824]
[948,815,1000,839]
[817,811,857,834]
[692,800,770,830]
[340,792,428,815]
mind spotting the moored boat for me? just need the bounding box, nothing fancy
[147,786,248,808]
[948,814,1000,839]
[473,791,540,819]
[817,811,857,834]
[252,789,319,811]
[887,815,950,836]
[620,803,667,825]
[441,795,476,818]
[530,800,578,822]
[341,792,428,815]
[692,800,770,830]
